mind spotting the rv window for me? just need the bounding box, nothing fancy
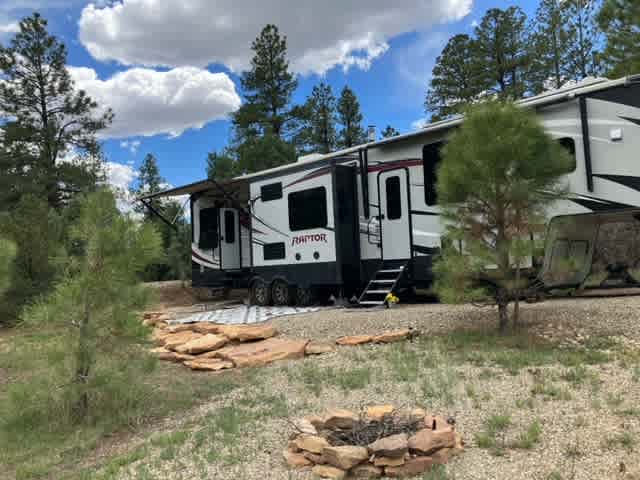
[224,210,235,244]
[198,207,218,250]
[288,187,328,231]
[263,242,285,260]
[385,176,402,220]
[423,141,445,206]
[558,138,577,172]
[261,182,283,201]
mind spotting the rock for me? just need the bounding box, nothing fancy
[157,351,196,362]
[373,456,405,467]
[431,448,451,465]
[323,409,358,430]
[163,331,203,351]
[294,434,330,454]
[399,408,427,423]
[165,323,197,334]
[372,329,411,343]
[305,414,325,430]
[366,405,395,421]
[196,350,223,359]
[408,429,456,455]
[312,465,347,479]
[303,451,325,464]
[283,449,312,468]
[215,337,307,367]
[305,342,335,355]
[218,323,276,342]
[422,415,453,431]
[192,323,224,334]
[150,346,170,354]
[336,335,372,346]
[184,358,234,371]
[288,440,301,453]
[368,433,408,458]
[351,464,383,478]
[175,334,228,354]
[385,456,434,477]
[293,418,318,436]
[322,445,369,470]
[151,329,171,346]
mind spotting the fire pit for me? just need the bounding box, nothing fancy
[284,405,464,478]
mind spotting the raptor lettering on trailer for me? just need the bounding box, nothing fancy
[292,233,328,246]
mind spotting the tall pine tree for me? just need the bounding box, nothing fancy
[529,0,571,93]
[131,153,164,220]
[206,149,237,181]
[381,125,400,138]
[565,0,601,80]
[0,13,112,209]
[598,0,640,77]
[474,7,531,99]
[302,82,337,154]
[233,24,298,139]
[337,86,365,148]
[425,34,482,120]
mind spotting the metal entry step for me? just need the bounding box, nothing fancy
[357,261,408,307]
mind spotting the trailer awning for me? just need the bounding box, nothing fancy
[137,178,247,201]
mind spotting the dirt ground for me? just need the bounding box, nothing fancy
[79,285,640,480]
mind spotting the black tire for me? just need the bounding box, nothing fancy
[271,279,292,306]
[250,279,271,306]
[295,286,314,306]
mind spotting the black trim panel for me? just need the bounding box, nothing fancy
[593,174,640,193]
[411,210,440,217]
[252,262,341,288]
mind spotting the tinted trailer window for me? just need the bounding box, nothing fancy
[288,187,328,231]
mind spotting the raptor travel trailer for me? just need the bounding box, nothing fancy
[142,74,640,305]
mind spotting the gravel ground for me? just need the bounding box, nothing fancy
[110,295,640,480]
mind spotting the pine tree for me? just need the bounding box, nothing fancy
[337,86,365,148]
[529,0,571,93]
[24,190,163,422]
[435,102,571,331]
[0,238,16,297]
[236,134,297,174]
[233,24,298,139]
[303,82,337,154]
[565,0,601,80]
[0,13,112,209]
[381,125,401,138]
[131,153,164,220]
[598,0,640,77]
[474,7,531,99]
[206,149,237,181]
[425,34,483,120]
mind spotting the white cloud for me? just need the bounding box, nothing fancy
[120,139,140,154]
[69,66,241,138]
[79,0,472,75]
[0,22,18,34]
[412,118,429,130]
[104,161,139,213]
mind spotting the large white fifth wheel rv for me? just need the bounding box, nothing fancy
[142,75,640,306]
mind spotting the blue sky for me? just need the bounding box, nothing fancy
[0,0,539,192]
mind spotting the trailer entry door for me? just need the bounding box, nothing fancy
[219,208,240,270]
[379,170,411,261]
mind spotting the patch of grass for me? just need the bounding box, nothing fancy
[421,328,614,375]
[512,421,542,449]
[422,464,449,479]
[289,362,371,393]
[615,407,640,417]
[632,365,640,382]
[603,432,636,452]
[547,472,563,480]
[421,362,458,406]
[475,413,511,453]
[560,365,588,386]
[515,397,536,410]
[329,366,372,391]
[386,343,421,382]
[150,431,190,449]
[531,381,572,401]
[606,392,625,409]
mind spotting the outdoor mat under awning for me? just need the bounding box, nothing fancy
[168,305,323,326]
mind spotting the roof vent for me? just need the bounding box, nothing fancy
[367,125,376,142]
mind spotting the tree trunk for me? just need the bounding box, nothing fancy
[498,292,509,333]
[73,293,91,423]
[513,264,521,328]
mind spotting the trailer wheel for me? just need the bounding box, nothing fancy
[271,279,292,306]
[250,279,271,306]
[295,286,314,306]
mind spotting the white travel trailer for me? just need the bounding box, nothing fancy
[142,75,640,306]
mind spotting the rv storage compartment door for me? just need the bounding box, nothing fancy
[379,170,411,261]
